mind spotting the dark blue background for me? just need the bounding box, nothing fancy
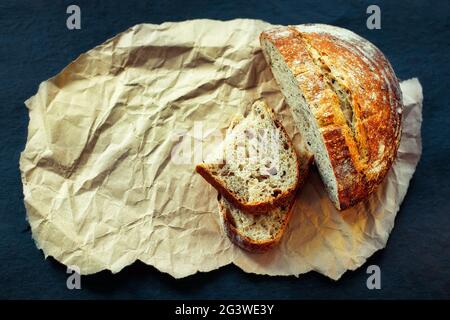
[1,0,449,299]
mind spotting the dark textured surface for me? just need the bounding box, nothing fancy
[0,0,449,299]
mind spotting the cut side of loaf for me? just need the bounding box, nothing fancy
[260,25,402,210]
[219,147,313,252]
[196,100,300,214]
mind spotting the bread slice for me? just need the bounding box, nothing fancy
[218,146,313,252]
[260,25,402,210]
[196,100,300,214]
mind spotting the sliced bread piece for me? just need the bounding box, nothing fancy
[260,25,402,210]
[218,146,313,252]
[196,100,300,214]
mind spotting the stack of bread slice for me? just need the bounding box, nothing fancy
[196,100,313,252]
[197,24,403,251]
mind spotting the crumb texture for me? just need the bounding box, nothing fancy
[200,100,299,206]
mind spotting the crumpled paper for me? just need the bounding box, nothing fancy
[20,19,423,280]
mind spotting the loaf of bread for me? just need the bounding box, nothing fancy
[260,24,403,210]
[196,100,301,213]
[218,145,313,252]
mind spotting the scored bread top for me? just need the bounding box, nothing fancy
[260,25,402,209]
[196,100,301,214]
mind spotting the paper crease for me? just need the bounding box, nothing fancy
[20,19,422,280]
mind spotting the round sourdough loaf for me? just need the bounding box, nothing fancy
[260,24,403,210]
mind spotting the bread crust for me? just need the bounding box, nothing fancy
[260,24,402,210]
[218,195,294,253]
[195,105,301,214]
[218,152,313,252]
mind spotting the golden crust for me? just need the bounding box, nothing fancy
[195,104,301,214]
[261,25,402,210]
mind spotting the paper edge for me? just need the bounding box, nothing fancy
[19,18,424,280]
